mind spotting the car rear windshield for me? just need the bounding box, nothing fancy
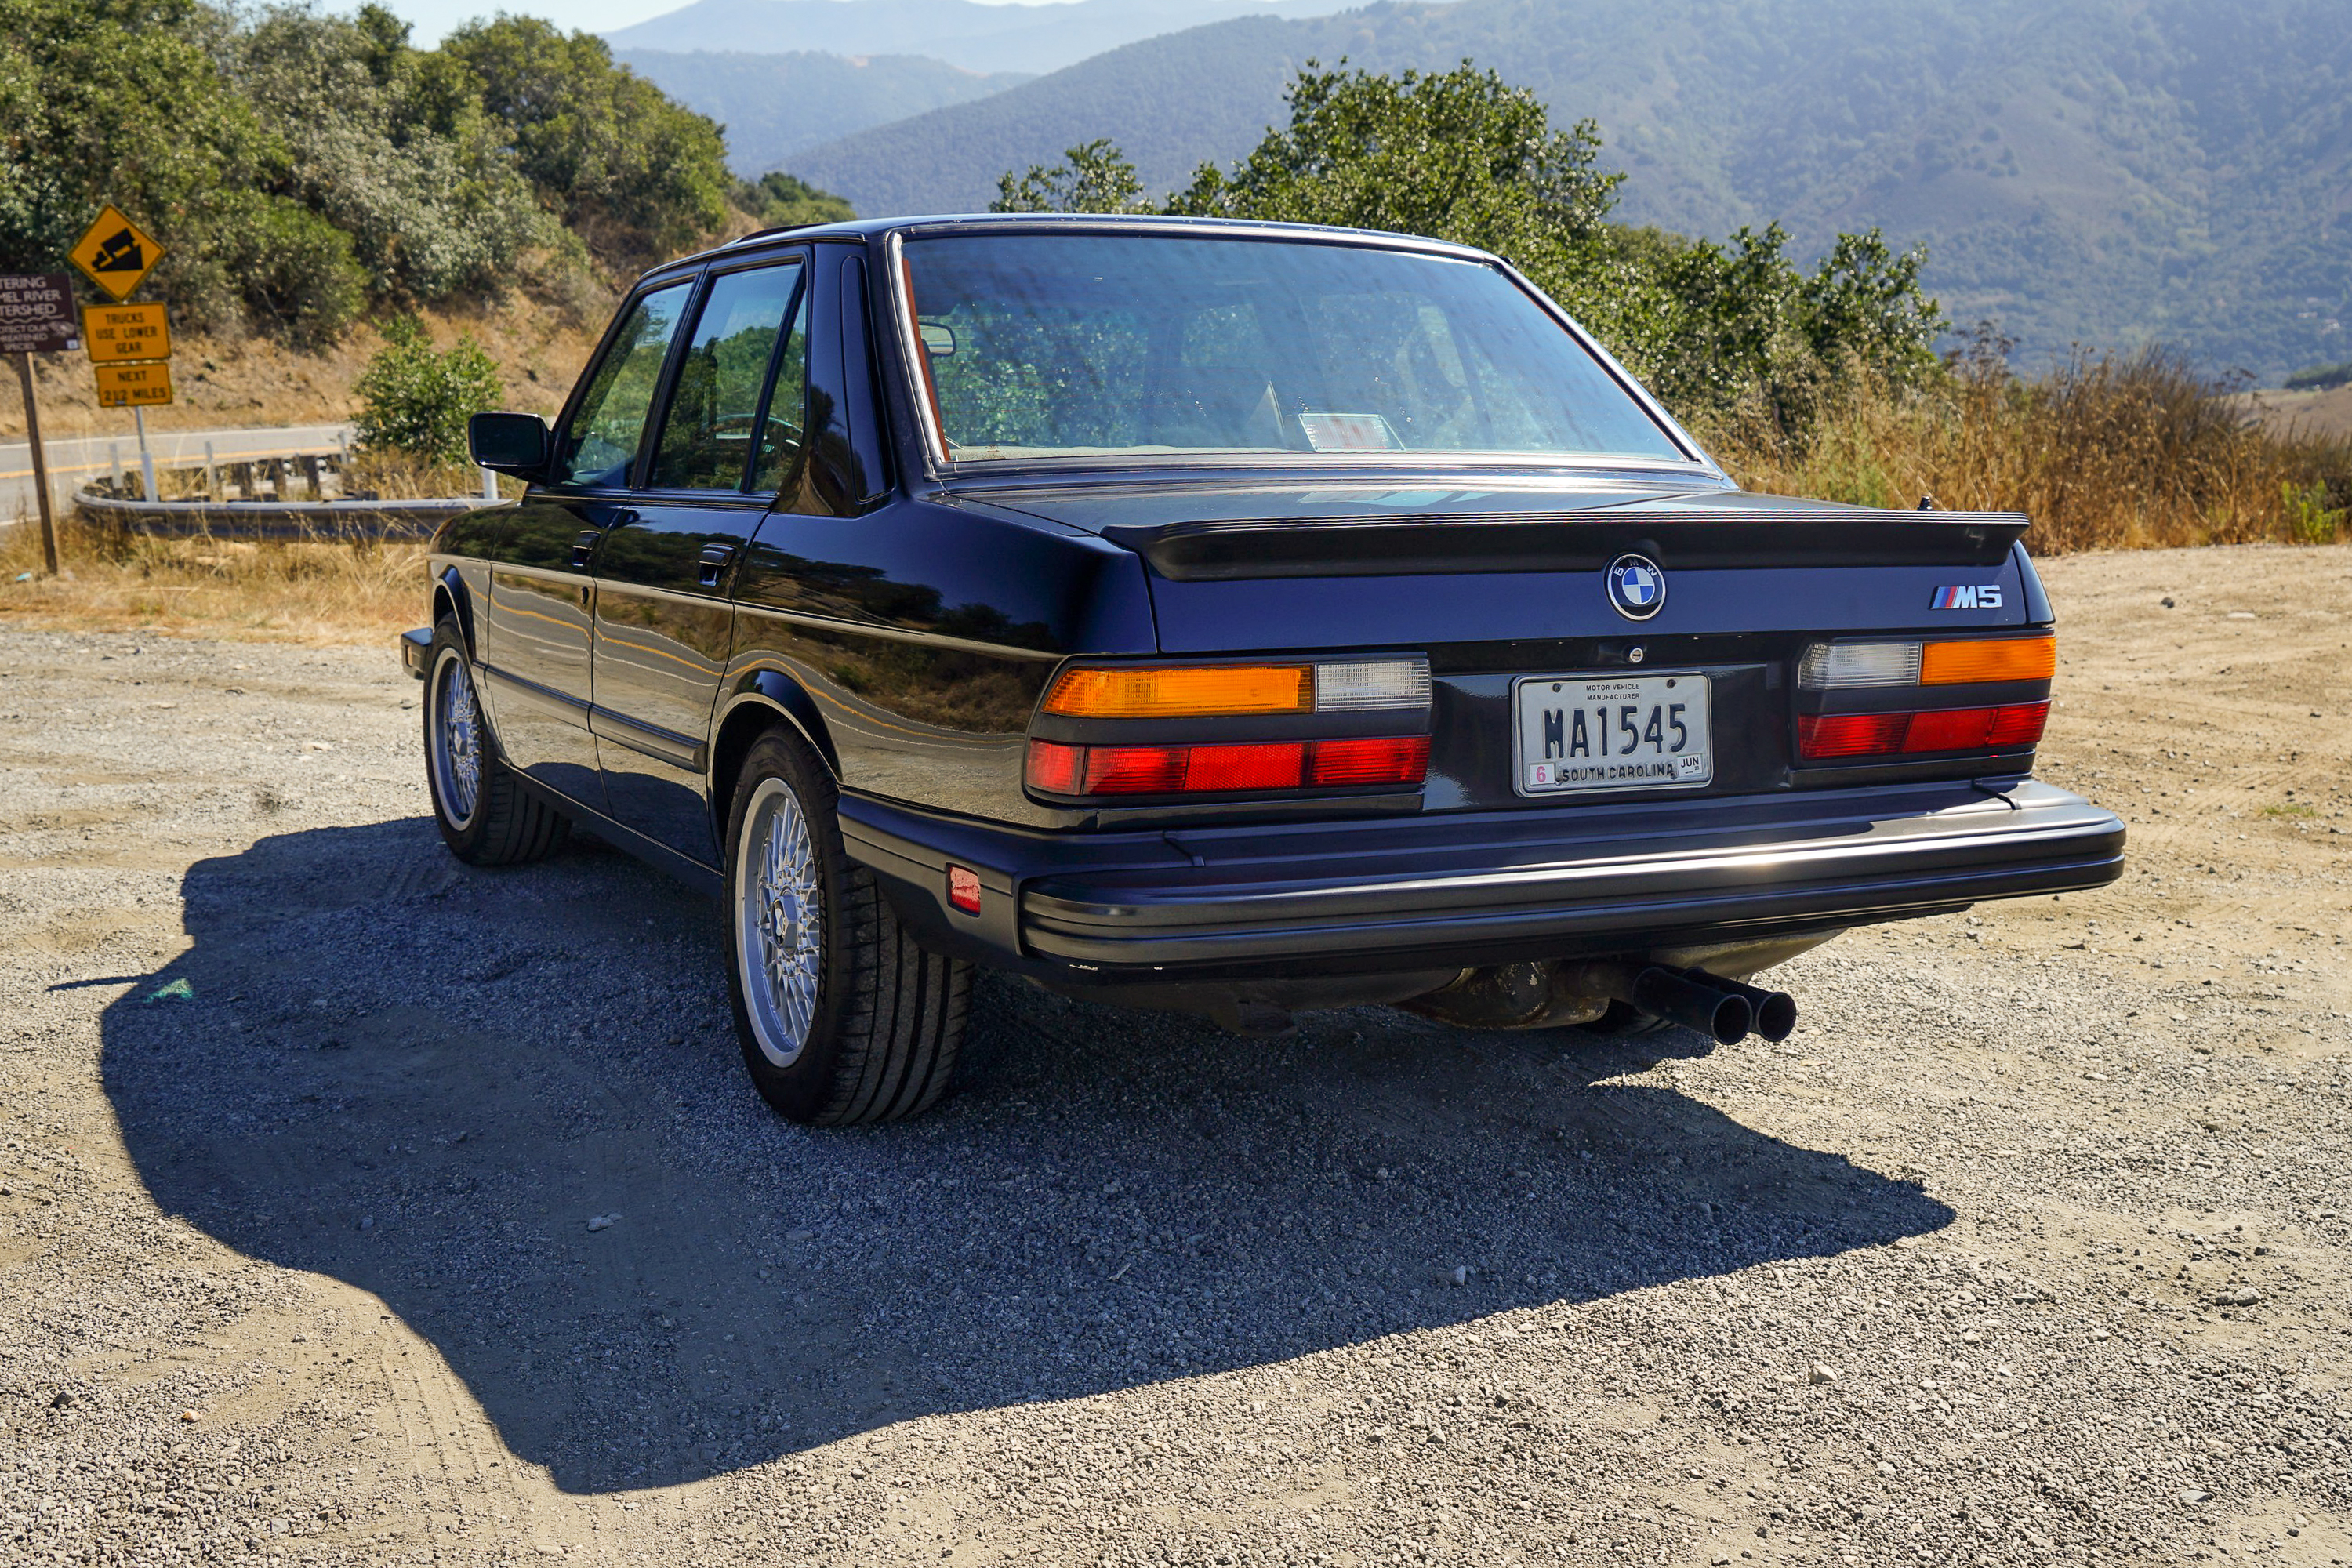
[898,233,1690,466]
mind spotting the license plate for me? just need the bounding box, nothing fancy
[1513,673,1713,795]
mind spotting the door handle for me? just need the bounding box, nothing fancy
[571,510,638,571]
[697,541,739,590]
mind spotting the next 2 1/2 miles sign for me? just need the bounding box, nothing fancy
[0,273,81,355]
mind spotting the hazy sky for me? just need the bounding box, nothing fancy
[379,0,1164,48]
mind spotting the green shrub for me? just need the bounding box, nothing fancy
[2284,362,2352,393]
[738,171,856,228]
[440,16,731,260]
[994,140,1149,215]
[197,191,369,350]
[354,318,503,463]
[2282,481,2347,543]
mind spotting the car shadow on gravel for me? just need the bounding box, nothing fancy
[102,819,1953,1494]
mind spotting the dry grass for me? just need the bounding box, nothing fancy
[9,341,2349,645]
[0,513,430,645]
[1709,344,2352,552]
[343,450,506,501]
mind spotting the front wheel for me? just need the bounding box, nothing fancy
[724,727,971,1125]
[423,622,568,865]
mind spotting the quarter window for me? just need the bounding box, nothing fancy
[750,282,812,493]
[556,283,691,487]
[650,261,807,492]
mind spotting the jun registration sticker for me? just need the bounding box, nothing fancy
[1514,673,1713,795]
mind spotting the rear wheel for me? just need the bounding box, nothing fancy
[424,622,568,865]
[724,727,971,1125]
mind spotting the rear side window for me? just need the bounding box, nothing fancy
[650,260,806,491]
[556,283,691,487]
[750,283,812,493]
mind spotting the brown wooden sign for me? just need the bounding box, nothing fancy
[82,301,170,363]
[0,272,79,355]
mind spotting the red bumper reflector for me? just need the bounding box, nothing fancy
[1025,735,1430,797]
[946,865,982,916]
[1798,701,2049,761]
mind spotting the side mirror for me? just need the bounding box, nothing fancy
[469,412,550,478]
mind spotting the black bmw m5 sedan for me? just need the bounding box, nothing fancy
[406,213,2123,1123]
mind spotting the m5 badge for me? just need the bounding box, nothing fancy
[1930,585,2003,609]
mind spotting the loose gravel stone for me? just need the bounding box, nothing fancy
[2,545,2350,1566]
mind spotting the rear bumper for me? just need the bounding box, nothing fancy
[840,778,2124,981]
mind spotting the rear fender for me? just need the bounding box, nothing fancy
[709,673,841,837]
[431,564,481,662]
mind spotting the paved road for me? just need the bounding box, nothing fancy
[0,422,354,521]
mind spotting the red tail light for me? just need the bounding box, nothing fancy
[1798,701,2049,761]
[1026,735,1429,797]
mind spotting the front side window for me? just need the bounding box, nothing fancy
[557,283,691,487]
[649,260,806,491]
[900,233,1690,466]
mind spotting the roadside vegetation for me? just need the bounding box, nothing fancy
[0,516,429,643]
[4,45,2343,642]
[999,62,2352,554]
[0,0,734,348]
[1716,336,2351,552]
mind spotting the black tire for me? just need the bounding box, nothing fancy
[423,621,569,866]
[723,726,971,1125]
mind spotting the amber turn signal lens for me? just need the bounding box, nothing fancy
[1043,664,1312,719]
[1921,636,2056,686]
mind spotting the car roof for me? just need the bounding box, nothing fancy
[637,212,1503,289]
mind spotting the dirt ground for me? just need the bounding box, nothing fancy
[2,544,2349,1568]
[2245,385,2352,445]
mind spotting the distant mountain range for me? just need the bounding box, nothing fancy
[604,0,1352,76]
[616,0,2352,378]
[615,49,1031,173]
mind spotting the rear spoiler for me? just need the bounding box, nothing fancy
[1102,508,2030,581]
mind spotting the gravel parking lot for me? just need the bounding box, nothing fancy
[3,543,2349,1567]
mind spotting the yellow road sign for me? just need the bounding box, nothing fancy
[82,302,171,364]
[71,205,165,302]
[95,361,173,408]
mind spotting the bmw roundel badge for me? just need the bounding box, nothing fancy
[1605,553,1667,622]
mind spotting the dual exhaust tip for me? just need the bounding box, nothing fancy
[1621,965,1798,1047]
[1404,958,1798,1044]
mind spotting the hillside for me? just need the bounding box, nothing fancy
[794,17,1320,209]
[789,0,2352,378]
[604,0,1352,76]
[615,49,1032,174]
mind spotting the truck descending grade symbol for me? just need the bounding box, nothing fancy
[69,205,167,302]
[89,229,144,273]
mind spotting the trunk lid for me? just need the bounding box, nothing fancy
[968,476,2042,815]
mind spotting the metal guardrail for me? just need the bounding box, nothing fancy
[71,486,477,539]
[2,423,360,527]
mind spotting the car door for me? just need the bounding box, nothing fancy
[481,279,694,808]
[590,254,810,863]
